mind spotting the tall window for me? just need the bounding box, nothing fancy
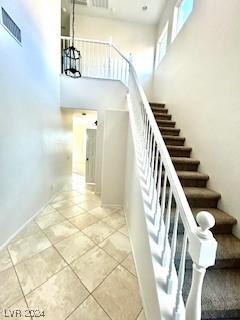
[155,22,169,68]
[172,0,194,40]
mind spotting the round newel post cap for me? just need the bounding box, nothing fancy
[196,211,215,239]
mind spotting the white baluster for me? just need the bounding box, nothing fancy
[167,207,179,294]
[154,159,163,224]
[144,122,151,171]
[153,149,159,190]
[108,40,112,78]
[185,211,215,320]
[143,111,148,141]
[150,137,156,178]
[161,187,173,266]
[147,133,154,184]
[157,171,167,243]
[174,231,188,320]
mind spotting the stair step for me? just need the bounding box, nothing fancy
[167,145,192,157]
[152,109,168,115]
[172,208,236,235]
[177,171,209,187]
[192,208,237,234]
[150,102,165,108]
[175,234,240,270]
[163,136,185,146]
[172,157,200,171]
[214,234,240,269]
[183,268,240,319]
[156,120,176,128]
[151,106,166,112]
[155,114,172,121]
[159,127,180,136]
[184,187,221,208]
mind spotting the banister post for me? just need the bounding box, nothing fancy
[186,211,217,320]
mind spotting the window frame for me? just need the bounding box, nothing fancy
[172,0,194,41]
[155,22,169,68]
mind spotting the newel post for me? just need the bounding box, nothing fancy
[186,211,217,320]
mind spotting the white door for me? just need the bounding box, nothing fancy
[85,129,97,184]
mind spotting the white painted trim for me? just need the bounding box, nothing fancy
[0,191,60,251]
[101,203,122,209]
[122,206,150,320]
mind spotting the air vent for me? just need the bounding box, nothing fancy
[1,7,21,43]
[92,0,109,9]
[74,0,88,6]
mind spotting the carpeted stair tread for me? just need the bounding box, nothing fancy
[155,114,172,120]
[214,234,240,267]
[152,109,169,115]
[156,120,176,127]
[150,102,165,108]
[177,171,209,180]
[163,136,185,146]
[184,187,221,207]
[172,157,200,171]
[177,171,209,187]
[167,145,192,157]
[171,208,236,235]
[175,234,240,270]
[184,187,221,198]
[192,208,237,234]
[159,127,180,136]
[183,268,240,319]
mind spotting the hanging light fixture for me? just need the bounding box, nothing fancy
[63,0,81,78]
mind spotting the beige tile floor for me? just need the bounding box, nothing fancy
[0,175,146,320]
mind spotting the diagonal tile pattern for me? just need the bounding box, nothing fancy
[93,265,142,320]
[0,175,144,320]
[67,295,111,320]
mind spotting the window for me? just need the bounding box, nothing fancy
[155,22,169,68]
[172,0,194,40]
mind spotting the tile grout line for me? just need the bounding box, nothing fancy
[3,184,143,320]
[50,221,140,319]
[6,204,127,271]
[6,247,33,320]
[5,209,129,302]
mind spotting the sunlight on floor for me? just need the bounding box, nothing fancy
[0,174,145,320]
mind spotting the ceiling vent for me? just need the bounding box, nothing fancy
[1,7,21,43]
[91,0,109,9]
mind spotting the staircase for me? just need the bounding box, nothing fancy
[150,102,240,320]
[61,36,239,319]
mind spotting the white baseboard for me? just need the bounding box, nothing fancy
[0,190,60,251]
[101,203,123,209]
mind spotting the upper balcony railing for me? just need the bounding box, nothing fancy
[61,36,130,86]
[60,36,217,320]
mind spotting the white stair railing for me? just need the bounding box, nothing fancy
[61,36,129,85]
[60,36,218,320]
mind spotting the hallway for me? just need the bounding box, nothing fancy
[0,175,145,320]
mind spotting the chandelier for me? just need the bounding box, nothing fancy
[63,0,81,78]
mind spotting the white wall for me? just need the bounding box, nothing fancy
[61,76,127,109]
[101,110,129,206]
[0,0,71,246]
[73,14,157,98]
[72,122,87,176]
[153,0,240,236]
[61,76,128,193]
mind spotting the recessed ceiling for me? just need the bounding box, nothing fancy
[62,0,166,25]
